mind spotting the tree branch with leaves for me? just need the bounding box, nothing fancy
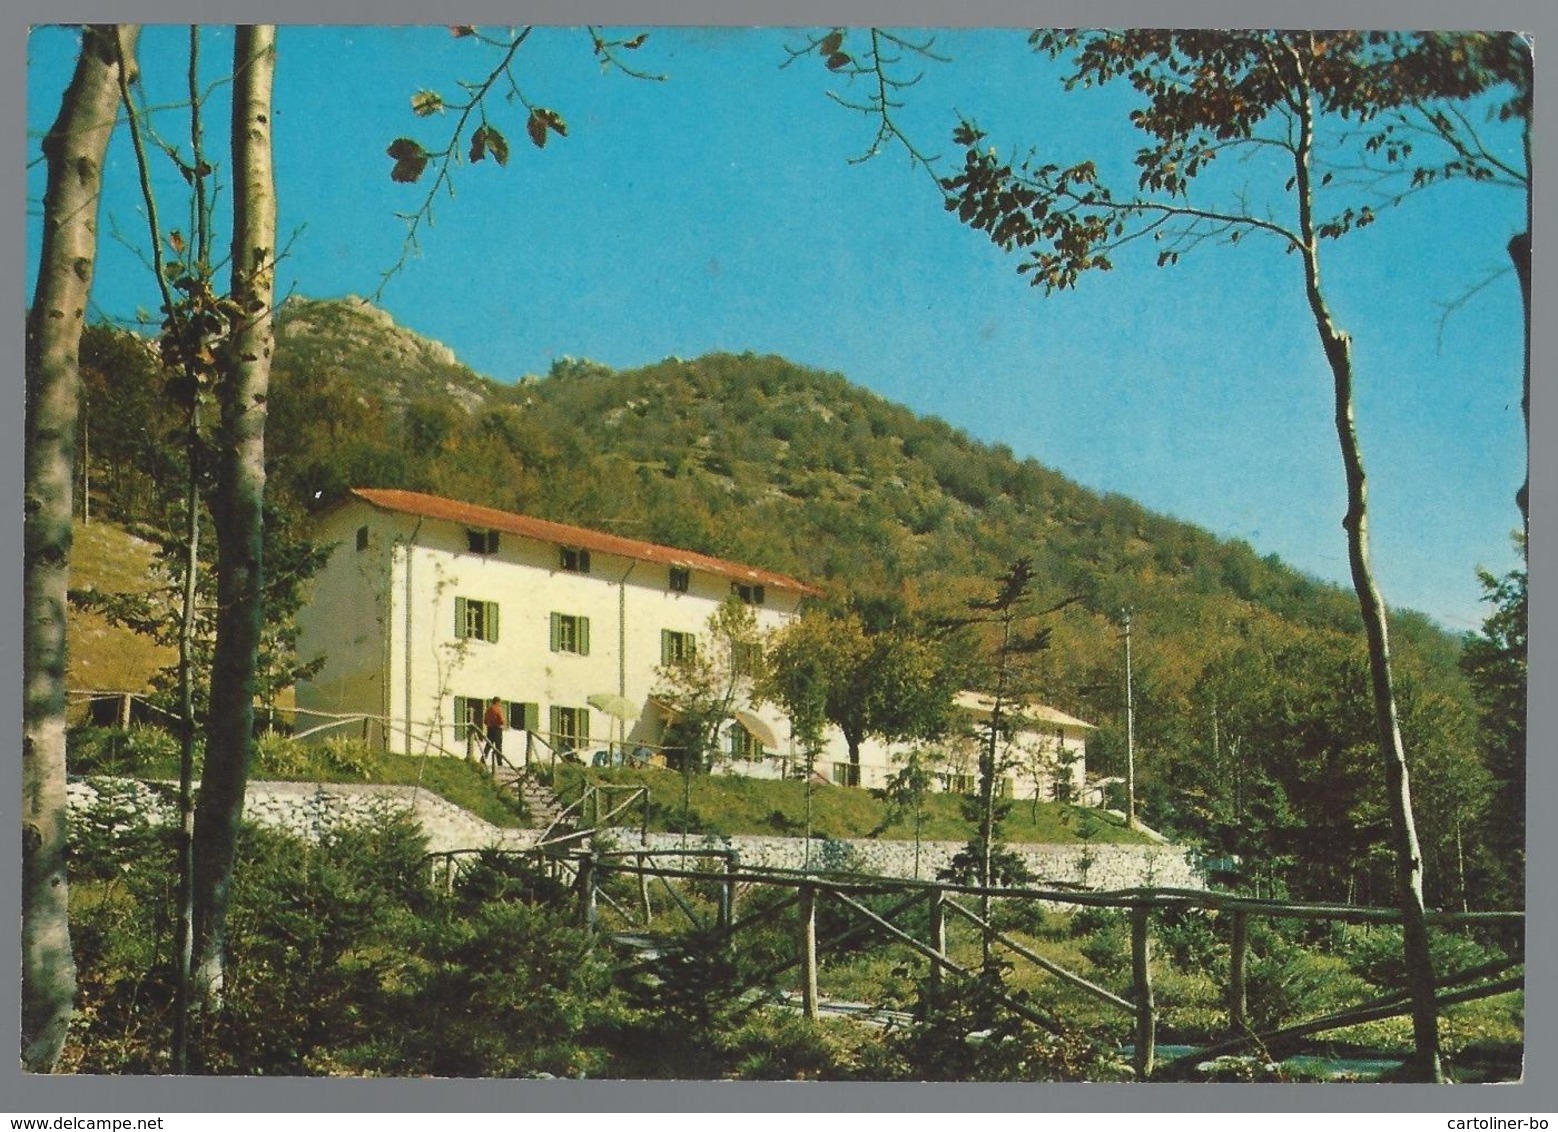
[932,28,1531,1082]
[378,25,662,296]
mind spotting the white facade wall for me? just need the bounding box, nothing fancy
[296,496,1092,800]
[297,498,806,761]
[294,505,395,744]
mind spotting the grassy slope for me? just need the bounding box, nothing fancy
[549,763,1152,845]
[67,520,175,694]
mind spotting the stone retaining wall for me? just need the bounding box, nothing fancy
[594,831,1205,892]
[68,778,1205,891]
[67,778,530,855]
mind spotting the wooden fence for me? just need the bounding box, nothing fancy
[422,845,1523,1081]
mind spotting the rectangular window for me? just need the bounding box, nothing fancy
[356,525,369,552]
[453,695,482,733]
[454,597,500,642]
[831,762,861,787]
[668,566,691,593]
[509,701,540,734]
[732,640,764,677]
[560,547,592,574]
[467,528,499,555]
[549,612,591,655]
[729,724,765,761]
[453,695,486,752]
[550,705,591,752]
[941,773,976,794]
[733,583,766,606]
[661,629,697,665]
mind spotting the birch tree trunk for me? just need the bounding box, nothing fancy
[1291,60,1442,1082]
[191,24,277,1007]
[23,24,139,1074]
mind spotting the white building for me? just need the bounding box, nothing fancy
[295,488,1093,800]
[944,692,1094,804]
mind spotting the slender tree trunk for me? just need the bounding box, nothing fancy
[191,25,277,1009]
[160,22,216,1075]
[172,397,200,1071]
[1291,62,1441,1082]
[1508,230,1530,538]
[23,24,139,1074]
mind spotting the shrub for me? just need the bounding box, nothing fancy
[319,735,377,779]
[991,896,1049,937]
[252,733,377,780]
[889,961,1130,1082]
[1245,932,1369,1030]
[813,837,867,875]
[253,730,313,778]
[939,841,1035,887]
[1155,906,1223,975]
[721,1014,881,1080]
[402,899,611,1078]
[1339,924,1505,992]
[1067,906,1132,977]
[70,724,187,777]
[68,778,176,881]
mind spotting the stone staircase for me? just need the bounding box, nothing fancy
[492,764,571,838]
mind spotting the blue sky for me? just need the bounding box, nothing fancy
[26,24,1529,631]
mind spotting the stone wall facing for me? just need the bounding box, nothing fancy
[67,778,531,855]
[68,778,1205,892]
[595,832,1206,892]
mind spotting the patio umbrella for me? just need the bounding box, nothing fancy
[732,708,781,750]
[587,692,639,757]
[587,692,638,721]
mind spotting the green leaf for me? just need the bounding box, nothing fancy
[411,90,444,117]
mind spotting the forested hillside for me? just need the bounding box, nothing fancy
[74,296,1519,909]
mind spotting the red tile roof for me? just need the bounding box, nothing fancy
[347,488,823,597]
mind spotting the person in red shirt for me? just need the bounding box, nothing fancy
[483,696,505,766]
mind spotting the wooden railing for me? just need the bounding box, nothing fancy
[421,845,1523,1081]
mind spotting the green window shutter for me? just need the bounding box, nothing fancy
[523,702,540,732]
[454,696,468,731]
[455,596,468,639]
[550,706,562,741]
[550,612,561,652]
[580,549,592,574]
[579,617,591,656]
[661,629,673,665]
[486,601,499,643]
[579,709,590,746]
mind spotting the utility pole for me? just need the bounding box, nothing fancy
[1122,609,1136,830]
